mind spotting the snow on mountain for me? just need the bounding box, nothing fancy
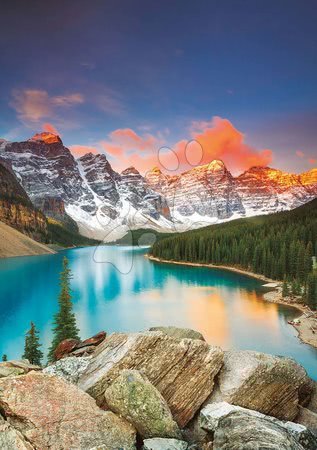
[0,132,316,241]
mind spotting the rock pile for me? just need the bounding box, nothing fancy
[0,326,316,449]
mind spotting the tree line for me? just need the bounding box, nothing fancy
[150,199,317,309]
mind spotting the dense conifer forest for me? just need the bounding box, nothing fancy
[150,199,317,309]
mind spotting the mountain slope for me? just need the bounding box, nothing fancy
[0,220,55,258]
[1,133,316,241]
[0,161,47,241]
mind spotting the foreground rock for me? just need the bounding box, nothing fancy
[43,356,91,383]
[0,359,41,376]
[149,326,205,341]
[0,416,34,449]
[200,402,317,450]
[296,406,317,435]
[0,372,136,450]
[78,331,224,427]
[143,438,188,450]
[208,350,313,421]
[105,369,181,439]
[54,331,107,360]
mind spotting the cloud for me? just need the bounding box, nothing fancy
[10,89,84,127]
[308,158,317,165]
[70,145,99,158]
[68,117,274,175]
[187,117,273,173]
[42,123,60,135]
[296,150,305,158]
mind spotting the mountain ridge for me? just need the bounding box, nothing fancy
[0,132,316,241]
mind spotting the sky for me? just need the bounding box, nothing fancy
[0,0,316,175]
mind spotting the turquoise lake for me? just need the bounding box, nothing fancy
[0,245,316,379]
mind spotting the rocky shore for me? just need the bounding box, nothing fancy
[0,326,317,449]
[147,255,317,350]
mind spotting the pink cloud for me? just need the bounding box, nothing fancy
[70,145,99,158]
[296,150,305,158]
[308,158,317,165]
[10,89,84,127]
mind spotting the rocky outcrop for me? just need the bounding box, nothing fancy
[105,369,181,439]
[0,416,34,450]
[143,438,189,450]
[0,359,41,376]
[207,350,313,421]
[0,372,136,450]
[43,356,91,383]
[0,161,47,241]
[78,331,224,427]
[149,326,205,341]
[206,405,305,450]
[0,327,316,449]
[200,402,316,450]
[53,331,107,360]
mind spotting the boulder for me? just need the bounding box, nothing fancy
[105,369,181,439]
[43,356,91,384]
[78,330,107,348]
[53,331,107,360]
[305,381,317,413]
[0,366,24,378]
[0,416,34,449]
[0,359,42,377]
[149,326,205,341]
[78,331,224,427]
[213,408,304,450]
[296,406,317,435]
[54,338,80,360]
[0,372,136,450]
[200,402,317,450]
[143,438,189,450]
[207,350,313,421]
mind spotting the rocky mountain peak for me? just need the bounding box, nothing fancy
[121,166,140,176]
[29,132,62,145]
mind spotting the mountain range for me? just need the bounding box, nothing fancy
[0,132,316,241]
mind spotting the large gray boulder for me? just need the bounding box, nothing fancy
[207,350,313,421]
[78,331,223,427]
[0,372,136,450]
[143,438,188,450]
[213,409,304,449]
[105,369,181,439]
[149,326,205,341]
[43,356,91,383]
[200,402,317,450]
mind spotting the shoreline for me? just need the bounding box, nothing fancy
[146,254,317,350]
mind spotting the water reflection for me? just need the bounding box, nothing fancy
[0,246,316,379]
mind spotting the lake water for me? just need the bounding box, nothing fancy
[0,245,316,379]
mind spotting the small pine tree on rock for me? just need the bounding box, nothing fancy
[2,354,7,362]
[22,322,43,365]
[48,257,80,362]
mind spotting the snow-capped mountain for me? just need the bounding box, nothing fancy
[0,132,316,241]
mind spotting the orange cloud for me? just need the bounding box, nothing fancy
[309,158,317,165]
[42,123,59,135]
[70,145,99,158]
[70,117,274,174]
[187,117,273,173]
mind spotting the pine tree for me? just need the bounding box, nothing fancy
[22,322,43,365]
[307,273,317,310]
[48,257,80,362]
[282,277,289,298]
[2,354,7,361]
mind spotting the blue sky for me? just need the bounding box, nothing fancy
[0,0,316,173]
